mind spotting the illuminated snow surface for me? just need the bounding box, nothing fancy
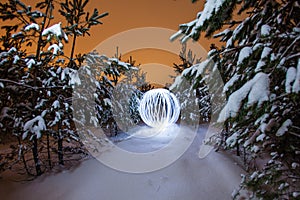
[139,88,180,128]
[0,125,246,200]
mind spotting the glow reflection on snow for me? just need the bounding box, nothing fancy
[126,124,180,139]
[90,124,196,173]
[139,88,180,129]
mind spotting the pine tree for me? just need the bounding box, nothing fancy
[172,0,300,198]
[172,43,201,76]
[170,44,211,123]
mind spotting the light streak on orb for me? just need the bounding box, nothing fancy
[139,88,180,128]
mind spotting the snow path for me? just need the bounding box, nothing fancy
[0,125,244,200]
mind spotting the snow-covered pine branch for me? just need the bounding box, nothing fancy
[42,22,68,42]
[218,73,270,122]
[23,115,46,139]
[170,0,234,42]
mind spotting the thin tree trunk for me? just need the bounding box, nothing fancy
[17,136,30,175]
[58,122,64,165]
[32,136,42,176]
[243,147,247,165]
[222,121,229,146]
[236,142,240,156]
[46,133,52,168]
[35,0,52,61]
[31,0,52,177]
[70,34,77,61]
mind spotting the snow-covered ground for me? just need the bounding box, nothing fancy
[0,125,245,200]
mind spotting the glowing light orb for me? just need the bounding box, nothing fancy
[139,88,180,128]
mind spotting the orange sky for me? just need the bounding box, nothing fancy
[1,0,222,86]
[83,0,220,86]
[75,0,211,53]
